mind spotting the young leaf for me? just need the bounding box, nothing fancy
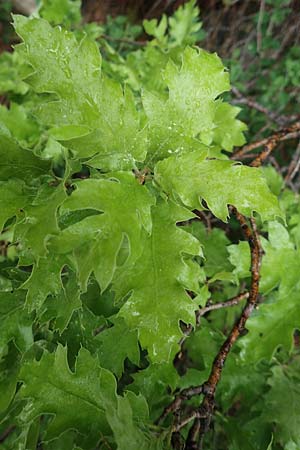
[168,0,204,46]
[50,173,155,291]
[201,102,247,151]
[144,46,230,159]
[39,0,81,28]
[14,16,147,170]
[155,152,282,221]
[40,271,82,333]
[114,200,203,362]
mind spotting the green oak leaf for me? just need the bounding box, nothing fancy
[51,173,155,291]
[106,391,165,450]
[39,0,81,28]
[263,165,284,196]
[155,151,282,222]
[0,103,40,148]
[163,46,229,135]
[143,46,230,160]
[130,361,180,419]
[168,0,204,46]
[113,199,203,362]
[0,125,50,181]
[21,255,67,312]
[184,318,224,375]
[0,291,33,357]
[40,271,82,333]
[227,241,251,280]
[18,345,112,444]
[0,52,29,95]
[0,344,21,413]
[229,222,294,293]
[143,15,168,45]
[200,102,247,151]
[231,222,300,363]
[18,345,163,449]
[14,183,67,260]
[14,16,147,170]
[96,317,139,377]
[0,180,30,232]
[262,360,300,447]
[186,221,233,277]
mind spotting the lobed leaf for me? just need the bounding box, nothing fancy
[155,152,282,222]
[14,16,147,171]
[114,199,203,362]
[50,173,155,291]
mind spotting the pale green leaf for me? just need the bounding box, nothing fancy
[143,15,168,44]
[51,173,155,291]
[0,103,40,147]
[155,152,282,222]
[169,0,204,46]
[18,345,112,443]
[114,200,203,362]
[14,16,147,170]
[263,165,284,196]
[0,52,28,95]
[227,241,251,279]
[144,47,230,160]
[200,102,247,151]
[186,221,233,277]
[39,0,81,27]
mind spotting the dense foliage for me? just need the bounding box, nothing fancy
[0,1,299,449]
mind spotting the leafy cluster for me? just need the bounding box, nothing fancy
[0,1,299,449]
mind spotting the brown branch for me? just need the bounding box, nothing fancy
[155,385,203,426]
[178,291,249,345]
[231,86,298,127]
[173,409,207,433]
[176,291,249,369]
[232,121,300,165]
[202,212,261,395]
[193,209,212,233]
[256,0,265,54]
[0,425,15,443]
[190,212,262,448]
[157,210,262,449]
[284,140,300,184]
[196,291,249,325]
